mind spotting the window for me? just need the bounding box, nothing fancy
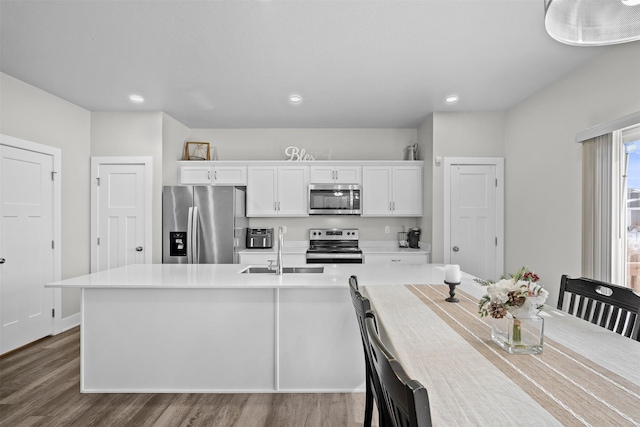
[580,113,640,288]
[621,125,640,291]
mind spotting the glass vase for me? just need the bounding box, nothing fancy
[491,316,544,354]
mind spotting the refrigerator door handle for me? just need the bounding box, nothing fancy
[187,207,194,263]
[191,206,200,264]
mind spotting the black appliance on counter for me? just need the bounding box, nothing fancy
[246,228,274,249]
[306,228,363,264]
[408,227,421,249]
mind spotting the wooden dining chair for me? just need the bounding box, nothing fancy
[364,311,433,427]
[558,275,640,340]
[349,275,390,427]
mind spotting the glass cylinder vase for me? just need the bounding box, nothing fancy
[491,315,544,354]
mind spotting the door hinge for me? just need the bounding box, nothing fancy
[51,171,57,181]
[52,308,55,318]
[96,177,100,186]
[97,237,100,245]
[495,178,498,187]
[51,240,55,249]
[495,237,498,246]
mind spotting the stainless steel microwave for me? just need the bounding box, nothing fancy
[308,184,361,215]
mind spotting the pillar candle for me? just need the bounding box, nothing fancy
[445,264,461,283]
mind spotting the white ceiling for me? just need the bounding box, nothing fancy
[0,0,611,129]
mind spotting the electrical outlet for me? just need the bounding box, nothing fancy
[385,226,390,234]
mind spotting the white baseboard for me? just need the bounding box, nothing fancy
[55,312,81,334]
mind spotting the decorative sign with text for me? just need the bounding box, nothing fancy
[285,146,333,161]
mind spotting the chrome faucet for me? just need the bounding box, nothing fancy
[276,226,284,275]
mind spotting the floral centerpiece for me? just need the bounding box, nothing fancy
[476,266,549,354]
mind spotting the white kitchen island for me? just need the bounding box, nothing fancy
[47,263,456,393]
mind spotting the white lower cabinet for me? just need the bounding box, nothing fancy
[239,252,306,266]
[364,253,428,264]
[82,286,364,392]
[278,288,364,391]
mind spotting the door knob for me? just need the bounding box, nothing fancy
[136,246,143,252]
[0,258,5,264]
[452,246,459,252]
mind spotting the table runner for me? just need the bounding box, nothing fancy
[405,284,640,426]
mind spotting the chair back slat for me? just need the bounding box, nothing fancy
[365,312,432,427]
[558,275,640,341]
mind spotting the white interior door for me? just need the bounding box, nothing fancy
[92,158,152,272]
[0,145,54,353]
[445,158,504,281]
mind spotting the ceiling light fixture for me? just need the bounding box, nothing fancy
[129,94,145,103]
[445,95,459,104]
[289,94,302,104]
[544,0,640,46]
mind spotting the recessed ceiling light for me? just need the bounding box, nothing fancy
[445,95,459,104]
[129,94,145,104]
[289,94,302,104]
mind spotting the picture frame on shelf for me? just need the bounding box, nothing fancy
[183,142,210,161]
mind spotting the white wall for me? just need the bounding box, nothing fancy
[162,112,190,186]
[417,114,434,246]
[0,72,90,317]
[91,112,164,263]
[426,112,506,264]
[182,128,416,163]
[504,41,640,305]
[166,128,421,241]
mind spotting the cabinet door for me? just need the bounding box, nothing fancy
[334,166,362,184]
[238,252,274,265]
[247,167,278,216]
[362,167,392,216]
[364,253,427,264]
[180,166,212,185]
[392,166,422,216]
[309,166,336,184]
[213,166,247,185]
[278,166,309,216]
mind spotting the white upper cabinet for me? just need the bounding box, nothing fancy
[309,165,362,184]
[180,165,212,185]
[180,163,247,185]
[247,165,309,217]
[211,165,247,185]
[362,165,422,216]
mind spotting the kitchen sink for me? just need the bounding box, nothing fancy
[240,266,325,274]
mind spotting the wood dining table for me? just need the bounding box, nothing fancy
[362,282,640,426]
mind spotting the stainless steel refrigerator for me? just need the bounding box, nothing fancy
[162,186,248,264]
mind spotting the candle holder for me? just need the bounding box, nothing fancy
[444,280,460,303]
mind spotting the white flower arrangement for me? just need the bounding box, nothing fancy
[477,266,549,320]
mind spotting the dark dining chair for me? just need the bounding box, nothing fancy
[558,275,640,340]
[349,275,390,427]
[364,311,433,427]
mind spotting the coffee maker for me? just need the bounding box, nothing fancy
[408,228,421,249]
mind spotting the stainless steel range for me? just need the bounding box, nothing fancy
[306,228,363,264]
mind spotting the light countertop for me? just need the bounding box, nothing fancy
[46,263,468,290]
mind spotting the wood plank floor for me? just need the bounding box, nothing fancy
[0,328,378,427]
